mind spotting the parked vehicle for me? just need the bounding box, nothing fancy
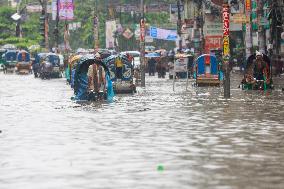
[39,53,62,79]
[33,53,47,77]
[3,50,18,73]
[241,53,272,90]
[67,54,82,87]
[104,53,136,94]
[15,50,32,74]
[0,49,6,71]
[193,54,222,86]
[72,54,114,102]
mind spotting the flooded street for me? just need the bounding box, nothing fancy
[0,73,284,189]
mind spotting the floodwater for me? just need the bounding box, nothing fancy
[0,72,284,189]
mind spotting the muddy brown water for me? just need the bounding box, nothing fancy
[0,73,284,189]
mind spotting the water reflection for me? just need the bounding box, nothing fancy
[0,73,284,189]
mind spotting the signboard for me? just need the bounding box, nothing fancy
[245,0,251,11]
[140,19,145,41]
[231,14,250,23]
[105,20,116,48]
[174,57,188,72]
[223,4,230,59]
[150,27,177,41]
[229,0,244,14]
[170,4,184,23]
[204,23,223,36]
[170,4,184,13]
[251,0,258,30]
[123,28,134,39]
[58,0,74,20]
[204,36,222,53]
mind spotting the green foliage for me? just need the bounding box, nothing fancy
[0,36,38,49]
[0,5,41,49]
[0,6,16,39]
[0,1,175,50]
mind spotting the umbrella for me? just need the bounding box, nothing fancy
[145,52,161,58]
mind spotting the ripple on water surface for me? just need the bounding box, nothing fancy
[0,73,284,189]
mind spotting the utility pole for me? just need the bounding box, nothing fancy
[140,0,146,87]
[177,0,182,51]
[223,1,231,99]
[94,0,99,50]
[15,0,22,38]
[245,0,252,59]
[257,0,265,53]
[54,0,59,51]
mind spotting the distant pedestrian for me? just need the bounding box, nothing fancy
[275,55,283,77]
[156,61,166,78]
[148,57,156,76]
[115,56,123,79]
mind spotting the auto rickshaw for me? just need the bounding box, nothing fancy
[103,53,136,94]
[241,52,272,90]
[39,53,62,79]
[193,54,222,86]
[67,54,82,87]
[15,50,32,74]
[3,50,18,73]
[72,54,114,102]
[32,53,47,78]
[0,49,7,71]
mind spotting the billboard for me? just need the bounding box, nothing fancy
[58,0,74,21]
[150,27,177,41]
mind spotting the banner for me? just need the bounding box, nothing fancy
[150,27,177,41]
[223,4,230,60]
[105,20,116,48]
[58,0,74,21]
[52,0,57,21]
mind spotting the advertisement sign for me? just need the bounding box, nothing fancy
[229,0,244,14]
[170,4,184,23]
[140,19,145,41]
[58,0,74,20]
[150,27,177,41]
[204,36,222,53]
[223,4,230,59]
[231,14,250,24]
[204,23,223,36]
[245,0,251,11]
[105,20,116,48]
[223,6,230,36]
[123,28,134,39]
[52,0,57,21]
[174,57,188,72]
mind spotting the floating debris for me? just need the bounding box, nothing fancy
[157,164,164,172]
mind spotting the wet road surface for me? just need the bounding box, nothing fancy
[0,72,284,189]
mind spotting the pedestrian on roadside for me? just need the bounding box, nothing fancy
[275,55,283,77]
[115,56,123,79]
[148,57,156,76]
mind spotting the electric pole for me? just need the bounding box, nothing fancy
[177,0,182,51]
[94,0,99,50]
[223,0,231,98]
[140,0,146,87]
[54,0,59,52]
